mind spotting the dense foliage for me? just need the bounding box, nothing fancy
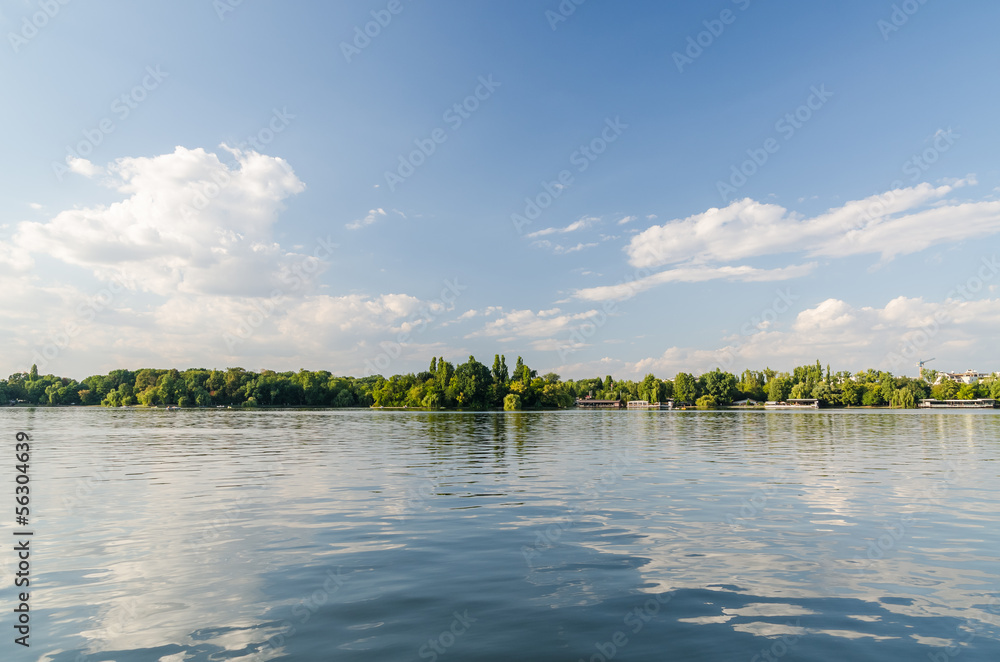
[2,358,998,410]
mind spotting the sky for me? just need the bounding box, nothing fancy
[2,0,999,382]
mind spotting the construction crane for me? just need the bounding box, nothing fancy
[918,358,935,379]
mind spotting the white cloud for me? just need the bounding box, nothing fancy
[467,307,599,347]
[67,156,102,178]
[346,208,387,230]
[0,285,449,378]
[553,242,597,254]
[531,239,598,255]
[573,263,817,302]
[525,216,598,239]
[612,294,1000,379]
[3,146,308,297]
[0,241,34,274]
[617,215,636,225]
[626,180,989,269]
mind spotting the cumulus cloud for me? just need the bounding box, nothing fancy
[626,180,988,269]
[573,263,817,302]
[613,294,1000,379]
[346,208,387,230]
[467,306,599,348]
[67,156,102,178]
[3,146,308,297]
[566,179,997,302]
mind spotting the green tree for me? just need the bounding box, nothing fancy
[789,382,811,399]
[490,354,509,407]
[841,380,864,406]
[956,383,978,400]
[890,387,917,409]
[696,394,717,409]
[877,374,895,404]
[102,388,122,407]
[861,389,883,406]
[639,373,661,403]
[738,370,766,401]
[702,369,738,405]
[931,380,959,400]
[674,373,697,404]
[452,356,492,409]
[766,377,791,402]
[812,382,837,406]
[503,393,522,411]
[492,355,509,385]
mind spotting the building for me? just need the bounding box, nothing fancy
[626,400,674,410]
[935,370,992,385]
[575,398,622,409]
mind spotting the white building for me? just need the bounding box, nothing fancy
[935,369,992,385]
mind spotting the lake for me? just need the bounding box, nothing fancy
[2,408,999,661]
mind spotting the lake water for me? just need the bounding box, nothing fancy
[2,408,1000,661]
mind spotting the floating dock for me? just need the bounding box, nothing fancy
[764,399,820,409]
[918,399,997,409]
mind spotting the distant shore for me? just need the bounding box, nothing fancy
[3,357,997,411]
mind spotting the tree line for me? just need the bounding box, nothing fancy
[2,358,998,410]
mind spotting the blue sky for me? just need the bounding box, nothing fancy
[2,0,999,381]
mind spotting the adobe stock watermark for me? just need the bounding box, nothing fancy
[52,66,169,182]
[74,598,142,662]
[8,0,72,54]
[855,128,958,226]
[926,596,1000,662]
[545,0,587,31]
[384,75,501,192]
[399,471,443,519]
[748,625,802,662]
[511,116,628,235]
[223,237,335,351]
[723,468,790,532]
[717,288,799,371]
[578,592,674,662]
[717,85,833,202]
[673,0,753,73]
[555,267,652,361]
[179,108,295,218]
[340,0,411,62]
[851,458,971,577]
[195,462,289,545]
[363,277,467,376]
[250,566,349,661]
[30,272,135,373]
[214,0,244,21]
[521,450,636,567]
[878,0,932,41]
[234,107,295,153]
[885,255,998,373]
[417,610,476,662]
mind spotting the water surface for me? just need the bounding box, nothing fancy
[2,408,999,661]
